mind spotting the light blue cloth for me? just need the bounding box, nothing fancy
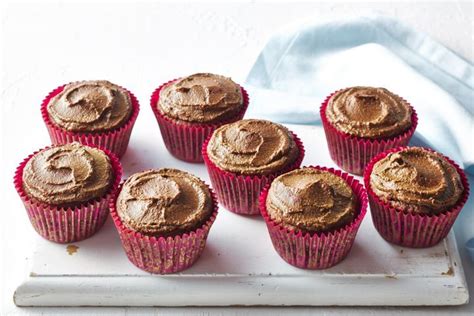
[245,14,474,174]
[245,14,473,260]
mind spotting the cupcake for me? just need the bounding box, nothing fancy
[41,80,140,158]
[260,166,368,269]
[14,142,122,243]
[150,73,249,162]
[110,168,218,274]
[202,119,304,215]
[320,86,417,175]
[364,146,469,248]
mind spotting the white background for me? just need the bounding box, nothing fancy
[1,0,472,315]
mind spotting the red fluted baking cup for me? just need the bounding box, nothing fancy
[41,83,140,158]
[202,132,305,215]
[13,145,123,244]
[150,79,249,163]
[110,183,219,274]
[363,146,470,248]
[320,90,418,175]
[259,166,368,269]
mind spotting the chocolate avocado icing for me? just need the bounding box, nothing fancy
[47,80,132,132]
[22,142,113,205]
[116,169,213,236]
[207,119,299,175]
[325,86,412,139]
[266,168,356,233]
[158,73,243,123]
[370,147,464,214]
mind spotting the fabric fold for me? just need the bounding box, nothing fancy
[245,13,473,174]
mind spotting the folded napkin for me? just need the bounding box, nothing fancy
[245,13,473,260]
[245,13,474,174]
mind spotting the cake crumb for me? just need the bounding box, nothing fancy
[66,244,79,255]
[441,267,454,276]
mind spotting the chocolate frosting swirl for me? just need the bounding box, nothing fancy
[370,147,464,214]
[207,119,299,175]
[158,73,243,123]
[22,142,113,205]
[325,86,412,139]
[266,168,356,233]
[47,80,133,132]
[116,169,213,236]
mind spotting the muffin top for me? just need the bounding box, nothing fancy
[266,168,356,233]
[157,73,243,124]
[116,168,213,236]
[370,147,464,215]
[22,142,113,206]
[207,119,300,175]
[47,80,133,132]
[325,86,412,139]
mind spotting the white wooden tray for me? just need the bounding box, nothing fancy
[14,124,469,307]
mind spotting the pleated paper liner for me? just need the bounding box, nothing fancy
[150,79,249,163]
[320,90,418,175]
[202,132,305,215]
[259,166,368,269]
[41,83,140,158]
[363,146,470,248]
[110,182,219,274]
[14,145,123,244]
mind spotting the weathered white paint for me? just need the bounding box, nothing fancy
[14,125,469,307]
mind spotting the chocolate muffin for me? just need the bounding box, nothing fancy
[206,119,300,175]
[157,73,244,124]
[325,86,412,139]
[266,168,357,233]
[321,86,417,175]
[152,73,248,162]
[115,168,213,237]
[22,142,113,206]
[369,147,464,215]
[47,80,133,133]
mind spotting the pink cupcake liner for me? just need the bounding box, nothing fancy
[259,166,368,269]
[364,146,470,248]
[41,83,140,158]
[150,79,249,163]
[202,133,305,215]
[110,183,219,274]
[14,145,123,244]
[320,90,418,175]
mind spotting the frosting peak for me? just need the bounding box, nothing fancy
[266,168,356,233]
[207,119,300,175]
[370,147,464,214]
[158,73,243,123]
[22,142,113,205]
[273,179,335,214]
[116,169,212,236]
[47,80,133,132]
[130,174,181,204]
[325,86,412,139]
